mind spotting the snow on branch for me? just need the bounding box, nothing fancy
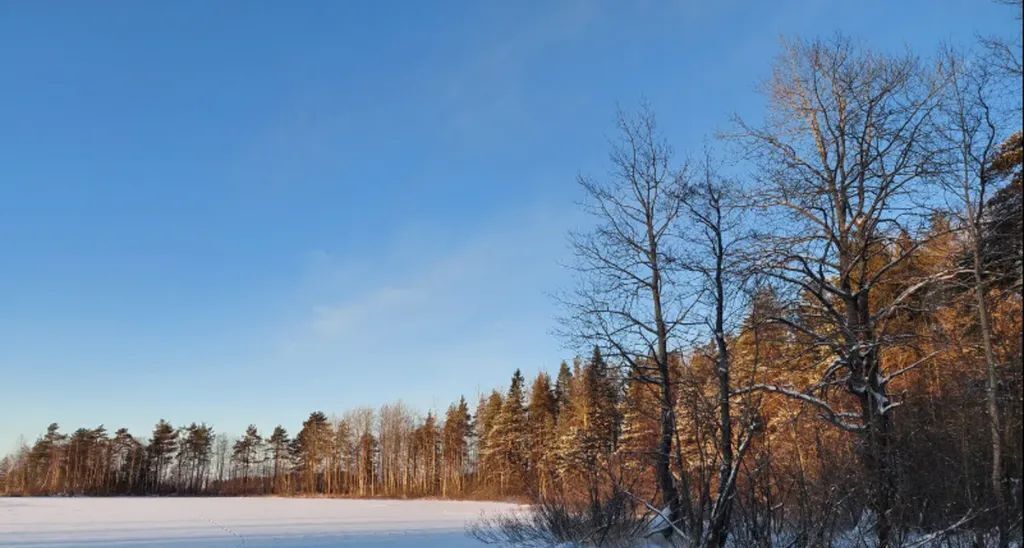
[732,383,866,432]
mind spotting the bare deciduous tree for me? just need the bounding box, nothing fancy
[733,36,947,548]
[561,105,697,538]
[936,48,1013,547]
[679,155,757,548]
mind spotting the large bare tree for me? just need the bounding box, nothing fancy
[733,37,946,548]
[562,105,696,538]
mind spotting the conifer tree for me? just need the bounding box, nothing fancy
[232,425,262,493]
[556,349,620,504]
[147,420,177,493]
[489,370,529,495]
[295,412,331,494]
[527,371,558,498]
[442,397,472,497]
[178,423,213,494]
[553,361,573,415]
[412,412,441,495]
[585,347,620,455]
[617,375,661,475]
[65,426,108,494]
[28,423,66,494]
[110,428,145,493]
[475,390,503,491]
[267,426,290,494]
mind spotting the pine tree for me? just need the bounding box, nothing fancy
[527,371,558,498]
[65,426,108,494]
[147,420,177,493]
[177,423,213,494]
[442,397,472,496]
[232,425,262,493]
[267,426,290,494]
[28,423,66,494]
[110,428,145,494]
[294,412,331,494]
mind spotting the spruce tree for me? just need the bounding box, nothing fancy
[475,390,503,492]
[554,350,620,503]
[527,371,558,498]
[585,347,620,456]
[553,361,573,415]
[489,369,529,495]
[442,397,472,496]
[617,375,661,479]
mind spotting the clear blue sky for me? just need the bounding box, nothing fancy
[0,1,1012,451]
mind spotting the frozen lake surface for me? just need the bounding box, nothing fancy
[0,497,523,547]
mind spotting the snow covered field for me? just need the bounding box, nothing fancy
[0,497,522,547]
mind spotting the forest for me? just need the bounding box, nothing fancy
[2,9,1022,548]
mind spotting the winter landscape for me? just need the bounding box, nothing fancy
[2,1,1022,547]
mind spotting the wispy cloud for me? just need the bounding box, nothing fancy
[269,202,579,407]
[311,286,425,337]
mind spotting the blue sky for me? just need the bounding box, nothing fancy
[0,1,1012,451]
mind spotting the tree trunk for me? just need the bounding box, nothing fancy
[973,240,1007,548]
[857,349,897,548]
[650,220,684,539]
[656,379,682,537]
[847,288,898,548]
[708,217,734,548]
[709,348,734,548]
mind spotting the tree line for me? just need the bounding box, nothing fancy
[0,352,624,502]
[2,11,1022,548]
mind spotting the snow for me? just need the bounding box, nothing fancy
[0,497,523,547]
